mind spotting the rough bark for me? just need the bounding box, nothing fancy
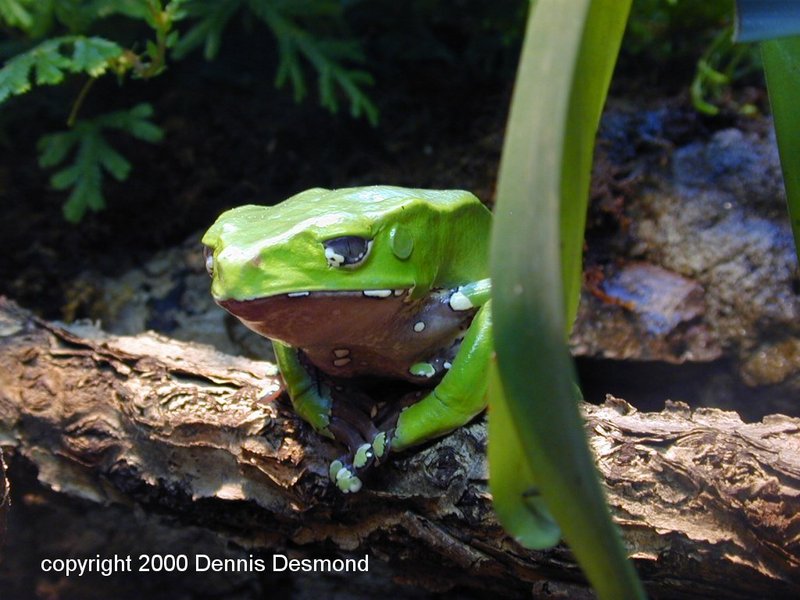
[0,297,798,599]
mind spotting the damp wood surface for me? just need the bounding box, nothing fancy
[0,297,798,599]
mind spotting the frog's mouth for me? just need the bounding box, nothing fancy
[218,288,413,348]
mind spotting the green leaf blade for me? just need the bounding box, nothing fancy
[489,0,645,598]
[762,37,800,265]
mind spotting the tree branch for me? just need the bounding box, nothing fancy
[0,297,798,598]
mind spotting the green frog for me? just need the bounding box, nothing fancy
[202,186,493,492]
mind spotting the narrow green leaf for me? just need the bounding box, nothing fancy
[146,39,159,61]
[490,0,645,598]
[62,163,103,223]
[50,163,81,189]
[95,137,132,181]
[171,0,241,60]
[488,359,560,549]
[128,119,164,142]
[38,132,77,167]
[762,37,800,263]
[165,30,179,48]
[0,0,33,29]
[131,102,154,118]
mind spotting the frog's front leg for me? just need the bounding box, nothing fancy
[391,296,492,452]
[273,341,382,493]
[272,340,334,434]
[324,295,494,492]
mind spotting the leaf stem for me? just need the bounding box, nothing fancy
[67,76,96,127]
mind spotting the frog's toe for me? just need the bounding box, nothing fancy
[330,461,362,493]
[352,443,374,469]
[352,431,392,472]
[371,430,391,461]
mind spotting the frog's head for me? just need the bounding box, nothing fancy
[203,186,489,300]
[201,185,490,344]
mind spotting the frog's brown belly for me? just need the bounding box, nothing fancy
[219,289,476,383]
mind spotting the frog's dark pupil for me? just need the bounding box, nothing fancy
[325,236,370,265]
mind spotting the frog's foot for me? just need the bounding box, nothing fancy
[329,459,363,494]
[327,421,393,493]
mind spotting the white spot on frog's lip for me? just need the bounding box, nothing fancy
[449,289,474,311]
[287,291,310,297]
[363,289,392,298]
[204,254,214,275]
[413,321,425,332]
[333,357,351,367]
[333,348,350,358]
[394,289,405,296]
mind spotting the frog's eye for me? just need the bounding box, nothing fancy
[203,246,214,276]
[323,236,372,268]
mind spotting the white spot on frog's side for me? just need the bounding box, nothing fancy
[443,361,452,370]
[325,247,345,267]
[333,348,350,358]
[363,289,392,298]
[413,321,425,332]
[287,291,310,297]
[449,289,474,311]
[333,357,352,367]
[409,362,436,378]
[394,289,405,296]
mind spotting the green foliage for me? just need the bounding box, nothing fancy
[690,24,760,115]
[490,0,645,598]
[38,103,163,222]
[176,0,377,124]
[0,0,378,221]
[0,1,183,221]
[624,0,760,115]
[625,0,731,58]
[0,36,123,103]
[762,38,800,265]
[0,0,36,32]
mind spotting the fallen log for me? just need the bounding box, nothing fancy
[0,297,797,598]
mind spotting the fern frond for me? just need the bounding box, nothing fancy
[248,0,378,124]
[0,36,124,103]
[172,0,244,59]
[37,103,163,222]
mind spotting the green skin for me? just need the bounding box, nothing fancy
[202,186,494,492]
